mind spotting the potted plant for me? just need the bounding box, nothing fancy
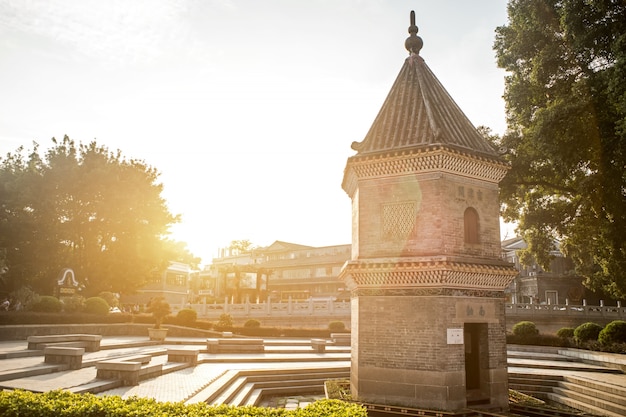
[146,296,171,341]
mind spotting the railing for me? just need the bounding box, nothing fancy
[505,302,625,319]
[187,299,624,320]
[189,298,351,318]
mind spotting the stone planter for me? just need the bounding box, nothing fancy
[148,328,168,341]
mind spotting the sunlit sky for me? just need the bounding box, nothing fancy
[1,0,515,265]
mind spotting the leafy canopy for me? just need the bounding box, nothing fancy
[494,0,626,298]
[0,136,188,296]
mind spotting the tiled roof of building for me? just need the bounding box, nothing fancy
[348,13,500,161]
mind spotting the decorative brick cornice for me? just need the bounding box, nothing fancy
[342,146,509,197]
[340,259,517,292]
[352,287,505,298]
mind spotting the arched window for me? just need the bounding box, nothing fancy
[464,207,479,244]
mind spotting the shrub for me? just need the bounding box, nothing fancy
[328,321,347,332]
[556,327,575,339]
[244,319,261,328]
[599,320,626,346]
[84,297,110,315]
[512,321,539,338]
[176,308,198,326]
[31,296,62,313]
[146,297,171,329]
[0,390,367,417]
[9,287,37,310]
[97,291,119,308]
[62,295,85,313]
[574,322,603,345]
[216,313,233,330]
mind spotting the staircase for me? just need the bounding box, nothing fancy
[185,366,350,406]
[508,345,626,417]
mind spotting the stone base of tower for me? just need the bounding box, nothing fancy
[349,293,509,412]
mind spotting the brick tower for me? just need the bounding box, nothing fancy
[339,12,517,412]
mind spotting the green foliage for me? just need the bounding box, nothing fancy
[598,320,626,346]
[296,399,366,417]
[244,318,261,328]
[62,295,85,313]
[512,321,539,338]
[0,137,182,296]
[146,296,171,329]
[0,390,367,417]
[556,327,575,339]
[324,379,351,400]
[176,308,197,326]
[84,296,110,315]
[494,0,626,298]
[216,313,233,330]
[31,296,62,313]
[8,287,37,310]
[97,292,119,308]
[0,390,365,417]
[328,321,346,332]
[574,322,603,345]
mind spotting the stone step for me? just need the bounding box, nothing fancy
[68,378,121,394]
[552,385,626,416]
[547,391,626,417]
[508,357,621,373]
[0,363,61,382]
[185,370,240,404]
[509,383,555,394]
[564,374,626,399]
[210,375,250,405]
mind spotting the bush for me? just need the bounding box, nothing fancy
[62,295,85,313]
[31,296,63,313]
[244,319,261,328]
[97,291,119,308]
[216,313,233,330]
[328,321,347,332]
[9,287,37,310]
[0,390,367,417]
[84,297,110,315]
[176,308,198,326]
[574,322,603,345]
[512,321,539,338]
[556,327,575,339]
[599,320,626,346]
[146,297,171,329]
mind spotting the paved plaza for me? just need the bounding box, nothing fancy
[1,335,626,414]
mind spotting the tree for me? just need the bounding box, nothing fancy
[494,0,626,298]
[228,239,254,254]
[0,136,181,296]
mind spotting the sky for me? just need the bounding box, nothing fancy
[0,0,515,265]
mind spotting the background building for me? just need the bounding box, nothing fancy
[200,241,351,303]
[502,237,609,305]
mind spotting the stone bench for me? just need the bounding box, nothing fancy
[43,346,84,370]
[311,338,326,353]
[331,333,351,346]
[207,338,264,354]
[27,334,102,352]
[167,349,199,365]
[96,360,143,386]
[95,354,154,386]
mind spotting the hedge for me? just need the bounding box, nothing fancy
[0,390,367,417]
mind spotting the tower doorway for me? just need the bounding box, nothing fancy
[464,322,488,404]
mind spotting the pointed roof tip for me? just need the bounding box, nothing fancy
[349,11,501,160]
[405,10,423,55]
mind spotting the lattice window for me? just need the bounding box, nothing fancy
[382,202,416,241]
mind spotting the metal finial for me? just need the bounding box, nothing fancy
[405,10,423,55]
